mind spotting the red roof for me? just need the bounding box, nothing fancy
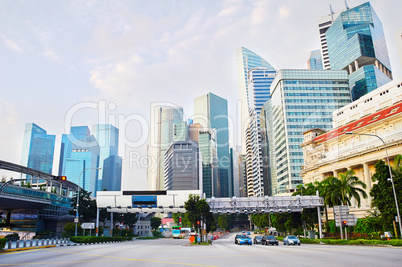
[314,101,402,143]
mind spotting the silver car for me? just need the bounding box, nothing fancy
[283,235,300,246]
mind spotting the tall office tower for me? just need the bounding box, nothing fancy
[268,70,351,193]
[244,126,254,197]
[307,50,323,70]
[194,93,231,197]
[246,67,276,196]
[326,2,392,101]
[237,154,247,197]
[92,124,122,191]
[163,140,200,191]
[229,148,239,197]
[259,102,273,196]
[147,105,185,190]
[60,126,100,196]
[317,5,342,70]
[236,47,275,154]
[21,123,55,177]
[198,129,218,197]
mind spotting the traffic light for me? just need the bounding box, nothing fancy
[54,176,67,181]
[197,221,200,225]
[342,220,347,226]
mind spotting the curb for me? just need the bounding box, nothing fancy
[4,245,56,252]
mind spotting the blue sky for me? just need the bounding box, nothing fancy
[1,0,401,189]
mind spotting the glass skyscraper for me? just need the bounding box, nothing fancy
[236,47,275,154]
[307,50,323,70]
[21,123,55,177]
[59,126,100,196]
[92,124,122,191]
[147,105,184,190]
[194,93,231,197]
[326,2,392,101]
[246,67,276,196]
[198,129,217,198]
[268,70,351,193]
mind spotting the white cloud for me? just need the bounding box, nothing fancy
[0,34,23,53]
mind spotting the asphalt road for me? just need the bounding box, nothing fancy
[1,233,402,266]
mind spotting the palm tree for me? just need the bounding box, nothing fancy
[327,170,368,207]
[392,154,402,179]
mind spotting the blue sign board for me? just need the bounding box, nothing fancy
[132,195,157,208]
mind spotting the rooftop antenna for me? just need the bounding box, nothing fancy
[345,0,349,10]
[330,4,334,21]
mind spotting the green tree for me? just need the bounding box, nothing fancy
[371,159,402,232]
[116,213,138,229]
[151,217,162,230]
[69,189,97,222]
[327,170,367,207]
[250,214,270,229]
[62,222,82,237]
[172,213,191,227]
[184,195,213,239]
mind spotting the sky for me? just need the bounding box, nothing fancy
[1,0,401,190]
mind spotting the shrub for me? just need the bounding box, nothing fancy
[152,231,163,238]
[0,238,7,250]
[5,233,19,242]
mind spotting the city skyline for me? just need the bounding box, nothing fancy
[1,0,401,190]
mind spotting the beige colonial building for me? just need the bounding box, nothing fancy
[300,78,402,219]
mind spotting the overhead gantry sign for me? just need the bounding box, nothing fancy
[206,195,324,214]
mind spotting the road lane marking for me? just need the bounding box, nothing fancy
[25,249,218,267]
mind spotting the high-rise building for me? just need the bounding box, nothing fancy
[229,148,239,197]
[92,124,122,191]
[317,6,342,70]
[307,50,323,70]
[246,67,276,196]
[326,2,392,101]
[236,47,275,154]
[164,140,200,191]
[194,92,231,197]
[21,123,55,177]
[267,69,351,193]
[198,129,218,198]
[147,105,185,191]
[59,126,100,196]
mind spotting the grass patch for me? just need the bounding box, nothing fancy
[189,242,211,246]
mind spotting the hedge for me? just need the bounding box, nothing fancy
[0,238,7,250]
[70,236,127,243]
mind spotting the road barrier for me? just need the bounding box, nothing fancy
[6,238,70,249]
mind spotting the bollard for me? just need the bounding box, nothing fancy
[46,239,49,245]
[8,241,12,249]
[16,241,20,248]
[51,239,54,245]
[23,240,26,248]
[30,240,33,247]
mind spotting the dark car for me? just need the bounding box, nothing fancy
[283,235,300,246]
[261,235,279,246]
[253,235,263,244]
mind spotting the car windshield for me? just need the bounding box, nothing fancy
[255,236,262,240]
[266,236,275,239]
[243,236,250,239]
[288,236,297,239]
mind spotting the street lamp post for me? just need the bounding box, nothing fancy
[345,132,402,238]
[75,167,102,237]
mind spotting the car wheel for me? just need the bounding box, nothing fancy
[276,243,278,246]
[298,243,300,246]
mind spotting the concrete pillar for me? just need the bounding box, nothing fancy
[348,64,353,74]
[16,241,20,248]
[375,60,379,68]
[354,60,359,70]
[363,163,372,205]
[333,170,338,178]
[8,241,12,249]
[110,212,114,237]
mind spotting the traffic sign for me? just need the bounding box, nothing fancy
[335,214,357,226]
[74,217,79,223]
[82,222,95,229]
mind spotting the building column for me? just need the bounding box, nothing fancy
[348,167,357,207]
[348,64,353,74]
[375,59,379,69]
[354,60,359,70]
[333,170,338,178]
[363,163,372,206]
